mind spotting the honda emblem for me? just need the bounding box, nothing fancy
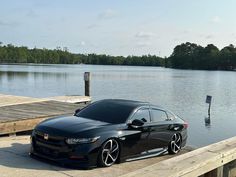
[44,134,49,140]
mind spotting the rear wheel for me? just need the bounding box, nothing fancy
[97,139,120,167]
[168,133,182,154]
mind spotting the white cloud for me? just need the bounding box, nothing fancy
[180,29,192,35]
[136,41,152,47]
[25,9,38,18]
[0,20,19,27]
[173,37,181,42]
[199,33,216,39]
[135,31,156,38]
[98,9,117,20]
[0,20,8,26]
[87,24,99,29]
[81,41,86,46]
[78,41,85,46]
[205,34,214,39]
[211,16,221,23]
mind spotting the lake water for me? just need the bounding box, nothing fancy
[0,64,236,147]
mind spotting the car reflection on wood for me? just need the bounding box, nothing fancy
[30,99,188,168]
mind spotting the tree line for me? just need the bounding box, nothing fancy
[167,42,236,70]
[0,42,236,70]
[0,43,164,66]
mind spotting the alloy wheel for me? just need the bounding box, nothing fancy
[169,133,182,154]
[101,139,119,167]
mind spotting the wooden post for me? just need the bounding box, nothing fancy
[223,160,236,177]
[204,166,223,177]
[84,72,90,96]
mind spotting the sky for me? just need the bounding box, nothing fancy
[1,0,236,57]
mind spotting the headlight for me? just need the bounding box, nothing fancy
[31,129,36,135]
[65,136,100,144]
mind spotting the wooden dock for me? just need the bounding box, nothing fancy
[0,94,90,135]
[0,94,47,107]
[122,136,236,177]
[0,94,91,107]
[47,95,91,104]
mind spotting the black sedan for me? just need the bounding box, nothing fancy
[30,99,188,168]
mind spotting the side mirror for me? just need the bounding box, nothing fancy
[74,109,81,115]
[130,119,144,128]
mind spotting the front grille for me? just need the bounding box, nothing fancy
[35,130,65,147]
[33,130,70,159]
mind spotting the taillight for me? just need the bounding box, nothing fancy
[183,122,188,129]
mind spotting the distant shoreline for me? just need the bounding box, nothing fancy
[0,63,235,72]
[1,42,236,71]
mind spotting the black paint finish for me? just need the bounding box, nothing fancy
[30,99,188,168]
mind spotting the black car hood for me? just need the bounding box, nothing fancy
[36,115,110,136]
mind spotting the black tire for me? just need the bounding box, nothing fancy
[97,139,120,167]
[168,133,182,154]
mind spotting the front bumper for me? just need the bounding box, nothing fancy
[30,135,100,168]
[180,129,188,148]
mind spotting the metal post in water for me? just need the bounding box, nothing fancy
[208,102,211,117]
[205,95,212,127]
[206,95,212,117]
[84,72,91,96]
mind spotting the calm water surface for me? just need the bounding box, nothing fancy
[0,64,236,147]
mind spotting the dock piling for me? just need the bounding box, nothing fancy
[84,72,91,96]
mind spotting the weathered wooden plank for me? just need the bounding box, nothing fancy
[0,94,48,107]
[0,100,88,135]
[48,95,91,103]
[0,101,83,123]
[121,136,236,177]
[0,116,57,135]
[0,94,90,135]
[0,106,52,118]
[0,94,91,108]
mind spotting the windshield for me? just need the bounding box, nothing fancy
[75,101,135,124]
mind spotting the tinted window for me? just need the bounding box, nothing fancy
[166,111,175,120]
[131,109,150,123]
[75,101,134,124]
[151,109,167,122]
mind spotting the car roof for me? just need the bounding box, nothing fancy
[95,99,164,110]
[96,99,148,107]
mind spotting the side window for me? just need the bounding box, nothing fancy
[131,109,150,123]
[166,111,175,120]
[151,109,168,122]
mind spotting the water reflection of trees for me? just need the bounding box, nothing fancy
[0,71,68,81]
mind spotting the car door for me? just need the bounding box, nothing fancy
[148,108,173,150]
[122,108,151,157]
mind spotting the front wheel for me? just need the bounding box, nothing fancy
[168,133,182,154]
[97,139,120,167]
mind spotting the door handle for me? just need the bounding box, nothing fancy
[142,126,150,131]
[168,124,174,130]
